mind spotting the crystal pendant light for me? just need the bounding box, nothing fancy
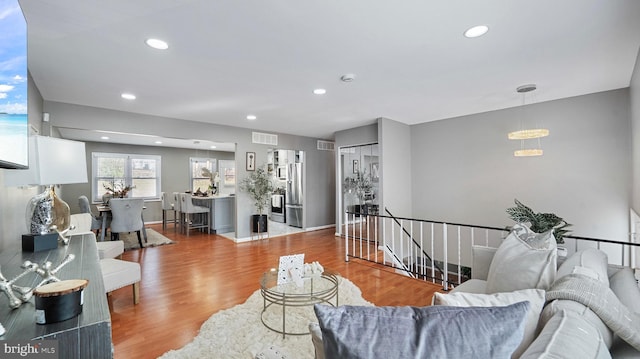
[508,84,548,157]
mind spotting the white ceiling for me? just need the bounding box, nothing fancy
[19,0,640,146]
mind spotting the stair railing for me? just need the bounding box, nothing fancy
[344,209,640,291]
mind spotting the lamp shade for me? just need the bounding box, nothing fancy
[4,136,88,187]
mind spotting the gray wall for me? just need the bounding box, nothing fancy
[410,89,632,241]
[42,101,335,239]
[379,118,413,219]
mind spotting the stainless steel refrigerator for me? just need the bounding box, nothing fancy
[286,162,303,227]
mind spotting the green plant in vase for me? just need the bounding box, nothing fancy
[102,180,134,203]
[506,199,572,244]
[239,166,275,233]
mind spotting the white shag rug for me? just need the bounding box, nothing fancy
[158,277,372,359]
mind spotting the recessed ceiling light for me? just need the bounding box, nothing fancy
[210,145,217,149]
[145,38,169,50]
[121,93,136,100]
[101,136,109,140]
[246,115,257,120]
[313,88,327,95]
[464,25,489,38]
[155,141,162,144]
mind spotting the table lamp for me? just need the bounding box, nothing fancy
[4,136,88,236]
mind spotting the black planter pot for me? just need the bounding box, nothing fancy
[251,214,268,233]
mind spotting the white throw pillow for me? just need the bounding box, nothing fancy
[433,288,546,359]
[486,224,557,294]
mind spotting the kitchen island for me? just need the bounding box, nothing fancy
[192,195,235,234]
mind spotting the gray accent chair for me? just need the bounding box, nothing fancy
[173,192,182,232]
[78,195,103,233]
[109,198,145,248]
[161,192,176,230]
[179,193,210,235]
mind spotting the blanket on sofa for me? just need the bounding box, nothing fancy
[546,273,640,351]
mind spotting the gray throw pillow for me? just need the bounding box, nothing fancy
[314,301,530,359]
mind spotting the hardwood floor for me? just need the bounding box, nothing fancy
[110,224,443,358]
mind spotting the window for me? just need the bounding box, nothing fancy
[92,152,161,202]
[190,157,216,192]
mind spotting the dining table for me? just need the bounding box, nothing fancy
[96,204,148,242]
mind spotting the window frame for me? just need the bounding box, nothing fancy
[92,152,162,202]
[190,157,216,192]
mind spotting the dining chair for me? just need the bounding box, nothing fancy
[109,198,145,248]
[78,195,103,234]
[173,192,183,233]
[179,193,210,235]
[161,192,176,230]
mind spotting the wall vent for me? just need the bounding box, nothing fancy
[252,132,278,146]
[317,140,335,151]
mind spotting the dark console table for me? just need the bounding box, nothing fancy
[0,232,112,358]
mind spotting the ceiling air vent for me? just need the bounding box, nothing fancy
[317,140,335,151]
[252,132,278,146]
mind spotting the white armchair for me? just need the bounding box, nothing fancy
[69,213,123,259]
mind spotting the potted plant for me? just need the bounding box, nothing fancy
[506,199,572,244]
[239,166,275,233]
[102,180,134,204]
[201,168,220,195]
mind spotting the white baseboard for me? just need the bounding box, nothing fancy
[227,224,336,243]
[306,224,335,231]
[232,236,258,243]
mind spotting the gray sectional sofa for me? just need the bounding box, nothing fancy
[310,224,640,359]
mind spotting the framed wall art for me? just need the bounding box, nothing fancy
[246,152,256,171]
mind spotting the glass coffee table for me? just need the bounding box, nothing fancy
[260,269,339,338]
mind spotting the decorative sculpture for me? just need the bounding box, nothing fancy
[28,191,54,235]
[49,224,75,245]
[0,265,37,309]
[23,253,75,288]
[304,261,324,278]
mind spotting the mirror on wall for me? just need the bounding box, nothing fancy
[340,143,379,222]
